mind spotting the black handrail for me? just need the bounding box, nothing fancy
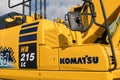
[29,0,32,16]
[35,0,37,20]
[44,0,47,19]
[8,0,31,8]
[8,0,47,19]
[40,0,42,18]
[99,0,117,71]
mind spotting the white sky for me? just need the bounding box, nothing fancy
[0,0,83,20]
[47,0,83,20]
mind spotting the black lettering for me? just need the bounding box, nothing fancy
[71,58,77,64]
[60,58,65,64]
[93,57,99,64]
[60,56,99,65]
[87,57,92,64]
[82,57,86,64]
[65,58,70,64]
[78,58,82,64]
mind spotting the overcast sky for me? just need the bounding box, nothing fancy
[0,0,83,20]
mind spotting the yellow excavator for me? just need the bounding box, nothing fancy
[0,0,120,80]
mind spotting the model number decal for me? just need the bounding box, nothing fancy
[21,53,35,62]
[19,43,37,68]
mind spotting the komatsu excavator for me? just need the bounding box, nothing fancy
[0,0,120,80]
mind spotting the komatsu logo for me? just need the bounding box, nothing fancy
[60,55,99,64]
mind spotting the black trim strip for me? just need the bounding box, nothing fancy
[19,34,37,42]
[20,27,38,34]
[22,22,39,28]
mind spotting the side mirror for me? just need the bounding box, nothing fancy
[67,3,94,33]
[67,12,83,32]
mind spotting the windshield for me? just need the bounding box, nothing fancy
[0,0,83,20]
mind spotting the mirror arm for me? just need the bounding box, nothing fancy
[82,0,106,28]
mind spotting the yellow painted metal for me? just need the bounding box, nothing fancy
[103,46,120,69]
[39,46,59,70]
[0,0,120,80]
[37,19,82,48]
[59,44,110,71]
[0,18,119,80]
[0,19,118,80]
[2,26,21,69]
[0,70,113,80]
[112,69,120,80]
[0,29,4,45]
[82,0,120,43]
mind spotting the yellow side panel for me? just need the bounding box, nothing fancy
[0,70,112,80]
[2,26,21,69]
[59,44,110,71]
[0,29,5,45]
[112,69,120,79]
[38,19,82,48]
[39,46,59,70]
[104,46,120,69]
[43,20,60,47]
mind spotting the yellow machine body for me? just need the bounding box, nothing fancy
[0,0,120,80]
